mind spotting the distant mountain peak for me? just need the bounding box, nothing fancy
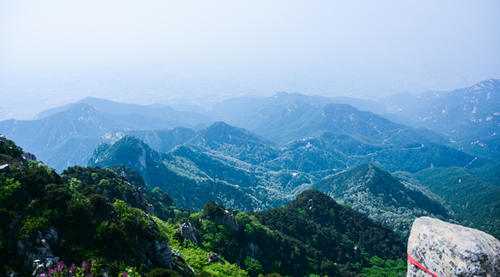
[313,163,450,235]
[207,121,234,130]
[478,78,499,85]
[202,121,264,143]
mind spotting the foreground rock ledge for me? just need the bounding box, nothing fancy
[407,216,500,277]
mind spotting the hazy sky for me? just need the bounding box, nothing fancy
[1,0,500,120]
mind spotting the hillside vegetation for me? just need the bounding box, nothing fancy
[1,138,407,276]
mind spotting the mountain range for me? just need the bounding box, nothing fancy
[4,79,498,171]
[0,136,407,276]
[379,79,500,160]
[87,128,472,237]
[0,79,498,237]
[0,98,211,170]
[1,78,499,276]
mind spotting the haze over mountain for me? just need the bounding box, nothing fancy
[2,1,499,122]
[86,120,496,238]
[380,79,500,160]
[3,83,490,173]
[1,80,495,243]
[2,1,500,276]
[199,94,446,145]
[0,98,211,170]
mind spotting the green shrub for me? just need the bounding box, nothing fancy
[202,201,226,220]
[21,216,49,238]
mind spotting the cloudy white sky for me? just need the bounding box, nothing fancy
[1,0,499,120]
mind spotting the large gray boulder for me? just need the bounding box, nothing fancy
[407,217,500,277]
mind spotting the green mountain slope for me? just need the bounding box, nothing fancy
[129,121,479,175]
[192,122,280,165]
[88,136,292,211]
[313,164,450,236]
[127,122,279,165]
[87,134,462,240]
[413,167,500,238]
[267,132,481,174]
[202,92,384,135]
[0,137,194,276]
[127,127,198,153]
[87,126,483,237]
[1,137,408,277]
[244,102,446,146]
[169,190,407,277]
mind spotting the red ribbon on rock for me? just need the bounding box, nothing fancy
[407,253,439,277]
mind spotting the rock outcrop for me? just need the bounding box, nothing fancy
[407,217,500,277]
[21,152,36,162]
[179,222,198,244]
[15,227,60,277]
[207,252,223,263]
[153,240,173,268]
[244,242,261,258]
[213,210,240,231]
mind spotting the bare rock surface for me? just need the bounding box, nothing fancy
[207,252,223,263]
[179,221,198,244]
[407,216,500,277]
[213,210,240,231]
[153,240,173,268]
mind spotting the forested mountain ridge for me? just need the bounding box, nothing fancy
[128,121,481,175]
[201,98,449,146]
[2,79,497,174]
[0,136,194,276]
[2,87,484,172]
[88,136,282,211]
[266,132,481,174]
[88,133,471,239]
[1,136,408,276]
[413,166,500,238]
[312,164,450,236]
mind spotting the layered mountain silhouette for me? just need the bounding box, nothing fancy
[313,164,449,236]
[88,136,285,211]
[0,98,211,170]
[0,136,408,276]
[1,78,499,276]
[88,132,460,236]
[128,121,481,174]
[380,79,500,160]
[1,79,498,240]
[2,87,489,172]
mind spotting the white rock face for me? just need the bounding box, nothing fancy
[407,217,500,277]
